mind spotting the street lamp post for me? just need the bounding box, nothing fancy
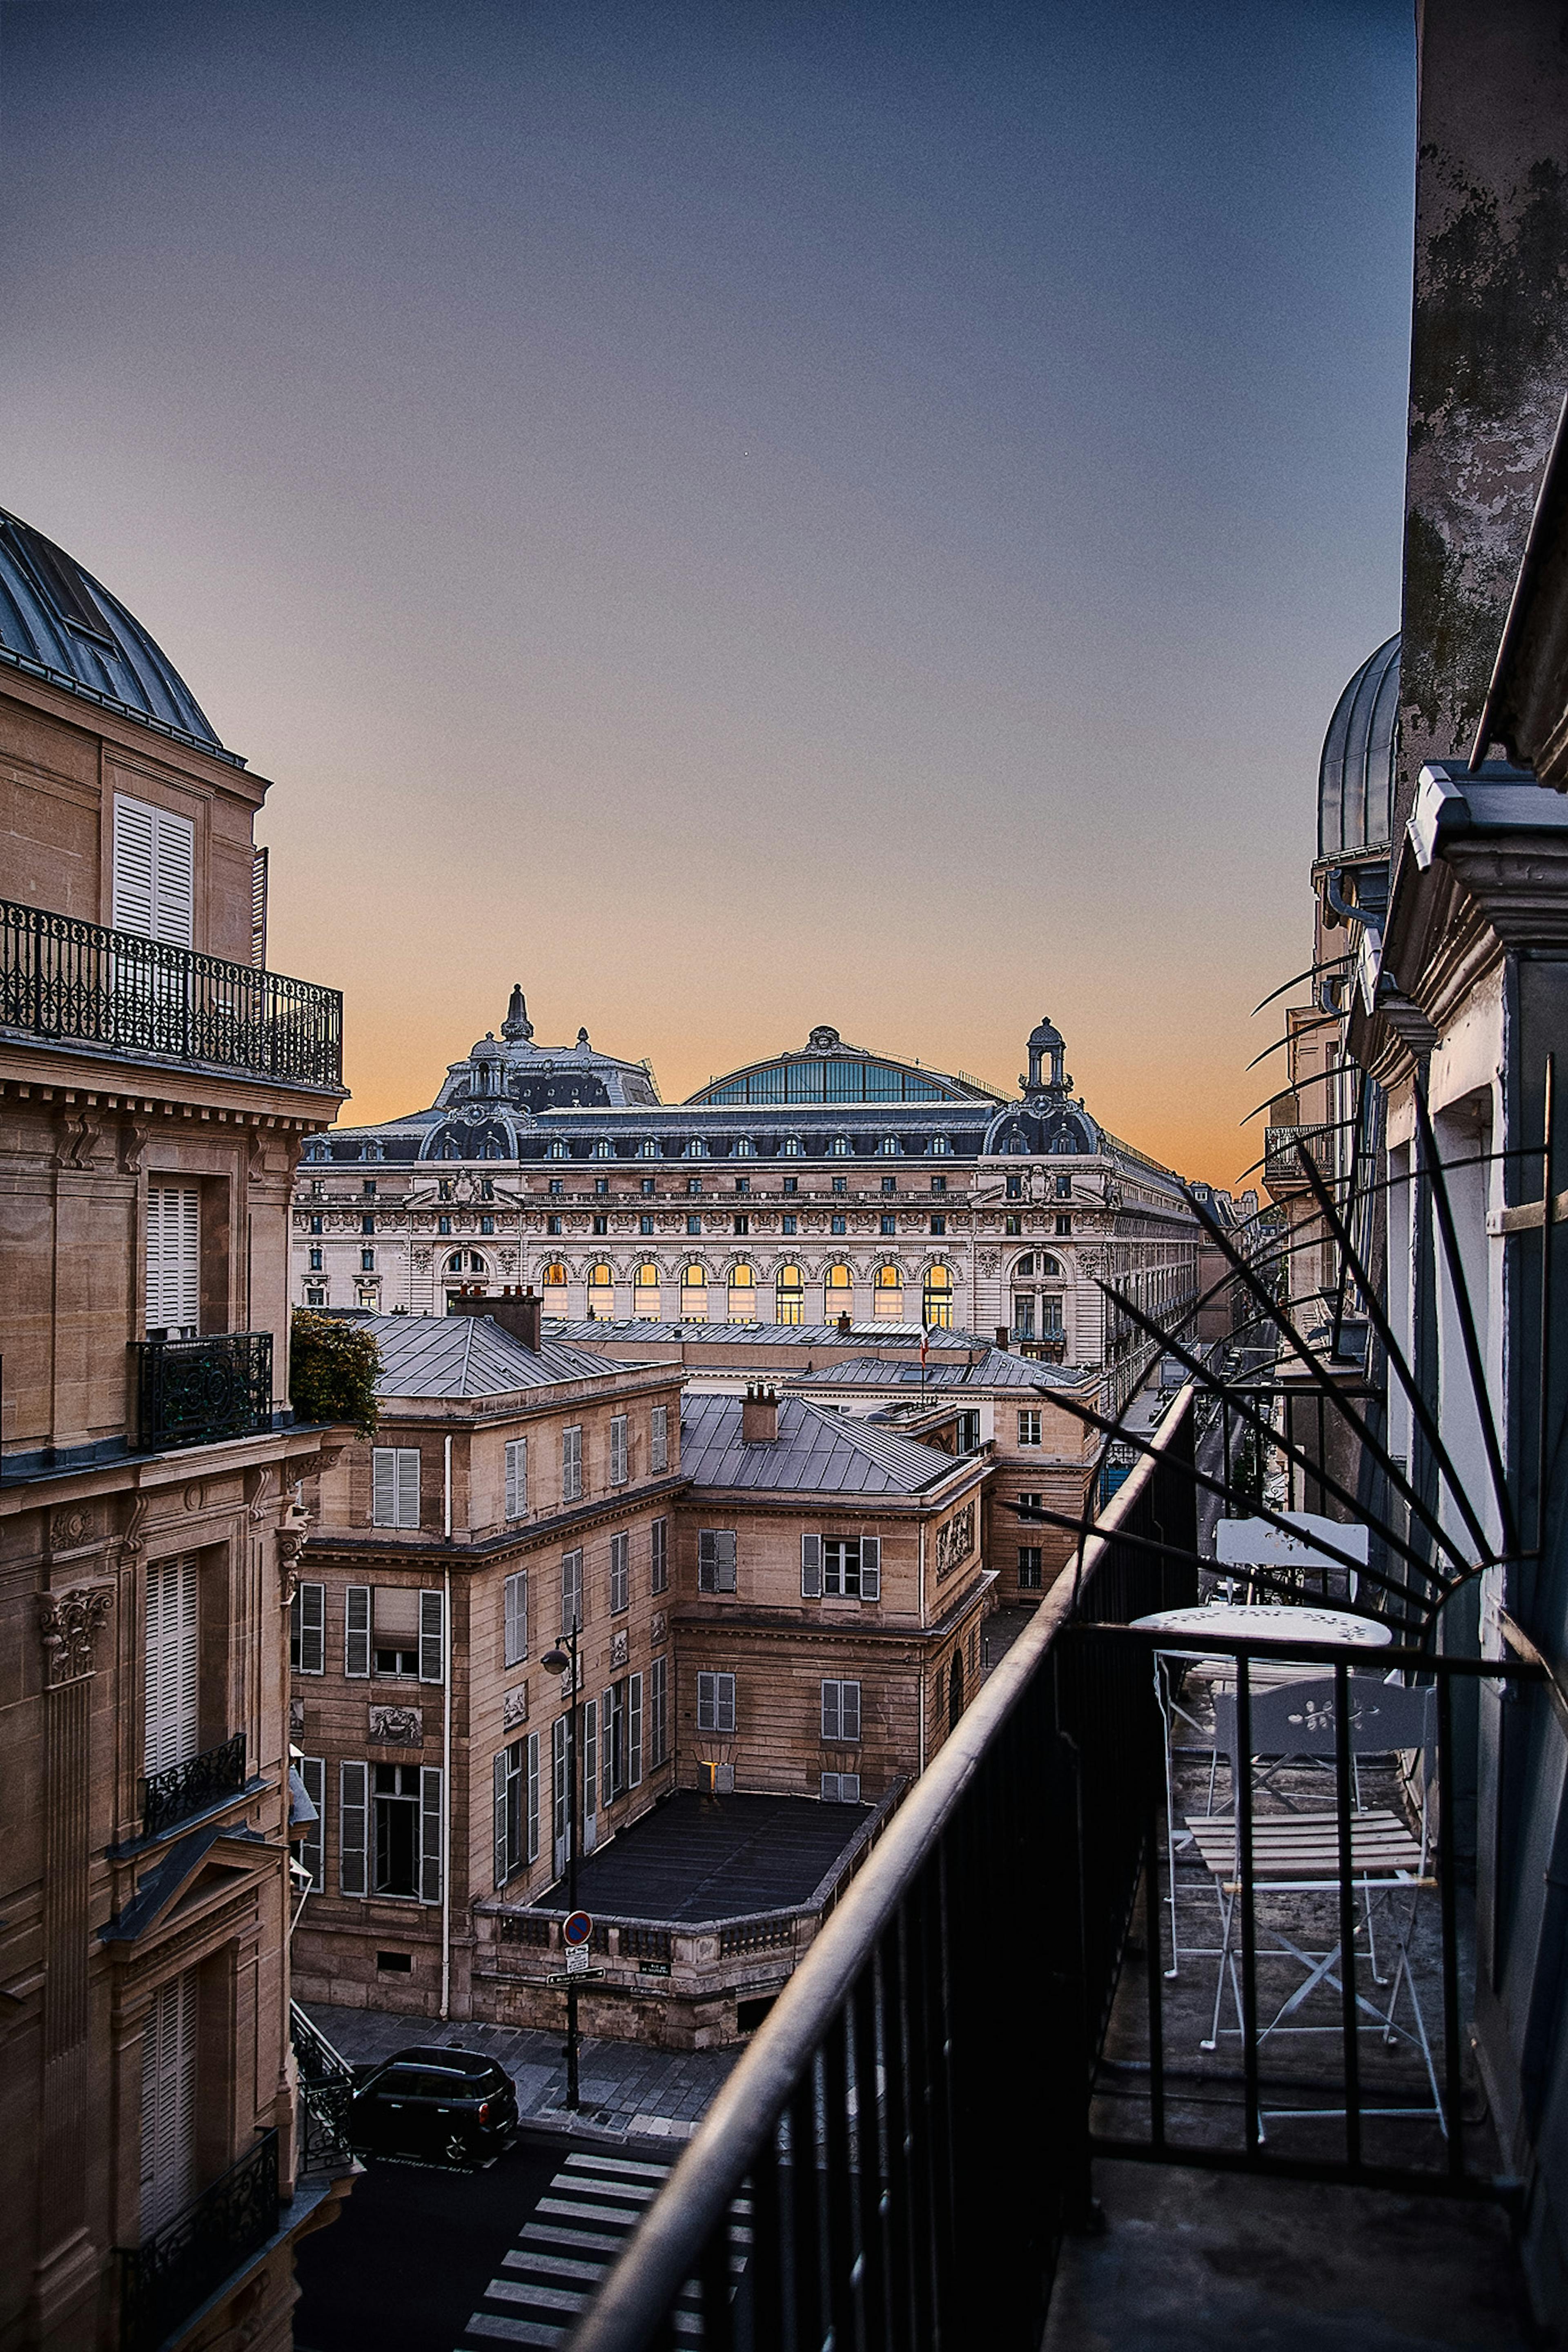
[541,1621,582,2111]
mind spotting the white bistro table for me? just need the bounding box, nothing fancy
[1131,1605,1393,1970]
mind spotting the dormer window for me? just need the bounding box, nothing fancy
[930,1135,952,1155]
[782,1136,803,1157]
[592,1139,614,1160]
[685,1138,708,1158]
[878,1136,899,1155]
[830,1136,850,1156]
[546,1140,569,1160]
[734,1136,755,1156]
[638,1138,659,1158]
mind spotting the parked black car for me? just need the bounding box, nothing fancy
[346,2045,518,2166]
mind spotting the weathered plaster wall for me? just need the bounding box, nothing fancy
[1398,0,1568,826]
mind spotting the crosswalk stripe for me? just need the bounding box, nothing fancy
[563,2152,672,2180]
[521,2221,626,2254]
[502,2251,607,2285]
[535,2196,640,2226]
[547,2176,662,2203]
[484,2278,589,2314]
[464,2317,563,2347]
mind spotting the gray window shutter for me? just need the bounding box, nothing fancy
[842,1680,862,1741]
[842,1773,861,1803]
[396,1449,421,1530]
[859,1539,881,1602]
[552,1715,569,1875]
[651,1655,667,1766]
[339,1761,367,1895]
[801,1533,822,1598]
[493,1750,509,1890]
[418,1590,444,1684]
[629,1672,643,1787]
[717,1674,736,1735]
[371,1450,395,1528]
[716,1531,737,1592]
[698,1670,715,1732]
[345,1587,371,1678]
[301,1757,325,1889]
[602,1687,616,1810]
[821,1679,840,1742]
[821,1772,840,1802]
[526,1732,541,1863]
[698,1531,716,1592]
[583,1700,598,1824]
[419,1765,443,1904]
[297,1581,325,1675]
[504,1570,528,1668]
[506,1437,527,1519]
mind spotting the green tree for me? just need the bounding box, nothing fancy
[290,1311,381,1437]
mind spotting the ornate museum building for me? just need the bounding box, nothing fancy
[292,1004,1200,1414]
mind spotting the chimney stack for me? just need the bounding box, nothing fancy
[741,1383,779,1445]
[996,1326,1009,1350]
[837,1312,852,1336]
[450,1287,543,1352]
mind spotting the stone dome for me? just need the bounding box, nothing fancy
[0,508,226,754]
[1318,633,1399,860]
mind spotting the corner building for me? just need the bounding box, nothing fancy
[292,1004,1200,1417]
[0,511,353,2352]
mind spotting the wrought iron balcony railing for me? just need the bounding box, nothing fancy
[0,895,342,1089]
[143,1732,247,1840]
[131,1331,274,1452]
[1264,1123,1334,1193]
[120,2129,278,2352]
[289,2002,359,2174]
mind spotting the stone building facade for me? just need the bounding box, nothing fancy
[290,1005,1199,1418]
[0,508,352,2352]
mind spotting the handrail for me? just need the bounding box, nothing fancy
[568,1388,1194,2352]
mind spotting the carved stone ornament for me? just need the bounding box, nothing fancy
[182,1481,206,1514]
[369,1704,424,1748]
[56,1109,102,1171]
[650,1611,667,1647]
[49,1503,100,1551]
[502,1684,529,1732]
[276,1507,312,1607]
[118,1120,149,1176]
[119,1493,150,1559]
[39,1584,115,1685]
[610,1627,630,1669]
[246,1465,273,1522]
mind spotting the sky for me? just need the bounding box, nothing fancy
[1,0,1417,1187]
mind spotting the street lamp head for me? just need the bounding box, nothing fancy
[541,1644,572,1677]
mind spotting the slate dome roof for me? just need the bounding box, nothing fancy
[0,508,227,756]
[1318,633,1399,860]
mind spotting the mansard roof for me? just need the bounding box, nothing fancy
[679,1391,967,1496]
[336,1310,629,1399]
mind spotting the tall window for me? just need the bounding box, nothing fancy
[610,1414,629,1485]
[562,1425,583,1502]
[145,1183,200,1335]
[140,1972,197,2234]
[923,1265,953,1328]
[145,1554,198,1776]
[697,1671,736,1733]
[541,1260,567,1292]
[609,1532,629,1613]
[830,1136,850,1156]
[493,1733,540,1885]
[298,1757,325,1889]
[1018,1410,1042,1448]
[504,1569,528,1666]
[679,1263,708,1320]
[370,1762,441,1900]
[775,1263,804,1325]
[650,1405,669,1473]
[698,1530,738,1592]
[587,1263,614,1318]
[372,1448,421,1529]
[824,1262,853,1314]
[1018,1548,1044,1590]
[561,1549,584,1634]
[290,1581,325,1675]
[650,1654,668,1766]
[801,1534,881,1599]
[114,793,194,947]
[821,1679,862,1741]
[506,1437,528,1518]
[650,1517,668,1593]
[727,1263,756,1321]
[634,1262,661,1316]
[873,1263,903,1319]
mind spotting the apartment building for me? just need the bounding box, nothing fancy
[0,508,351,2352]
[289,1299,685,2016]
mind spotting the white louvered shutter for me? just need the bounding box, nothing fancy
[140,1971,197,2234]
[114,795,194,947]
[250,845,268,969]
[650,1405,668,1473]
[650,1655,667,1767]
[371,1450,396,1527]
[526,1732,541,1862]
[610,1416,628,1484]
[859,1539,881,1602]
[552,1716,570,1875]
[493,1751,509,1891]
[698,1670,716,1732]
[842,1773,861,1803]
[822,1680,841,1742]
[294,1581,325,1675]
[396,1450,421,1530]
[505,1437,527,1519]
[419,1766,443,1902]
[841,1680,862,1740]
[629,1672,643,1787]
[144,1555,199,1777]
[339,1761,368,1894]
[699,1532,717,1593]
[301,1757,325,1890]
[345,1587,371,1678]
[602,1687,617,1810]
[716,1673,736,1734]
[145,1184,200,1334]
[801,1533,822,1598]
[504,1570,528,1667]
[582,1701,597,1831]
[418,1590,444,1684]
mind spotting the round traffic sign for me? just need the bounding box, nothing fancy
[563,1910,593,1947]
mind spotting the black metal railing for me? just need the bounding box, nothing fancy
[290,2002,359,2173]
[143,1733,247,1840]
[0,897,342,1088]
[1263,1123,1333,1192]
[568,1392,1198,2352]
[131,1331,273,1451]
[120,2129,279,2352]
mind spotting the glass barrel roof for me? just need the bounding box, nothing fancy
[688,1057,970,1106]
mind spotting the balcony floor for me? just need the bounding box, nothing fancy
[1043,2157,1532,2352]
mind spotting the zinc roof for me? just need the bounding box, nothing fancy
[788,1349,1070,1392]
[360,1312,630,1401]
[679,1392,964,1496]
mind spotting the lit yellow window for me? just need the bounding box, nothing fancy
[634,1263,662,1318]
[923,1265,953,1330]
[541,1261,567,1287]
[873,1263,904,1319]
[587,1263,614,1320]
[679,1264,708,1320]
[775,1263,804,1325]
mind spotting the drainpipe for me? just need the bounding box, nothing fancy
[918,1521,928,1775]
[441,1434,453,2020]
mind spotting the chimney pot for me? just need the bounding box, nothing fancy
[996,1326,1009,1350]
[741,1384,779,1445]
[450,1287,542,1351]
[837,1312,852,1335]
